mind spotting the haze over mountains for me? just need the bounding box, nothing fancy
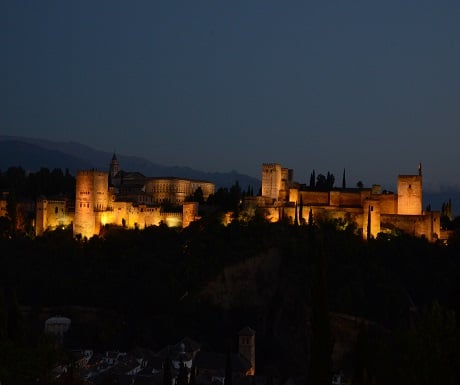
[0,135,459,215]
[0,136,260,190]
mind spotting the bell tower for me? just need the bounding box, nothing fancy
[110,153,119,179]
[238,326,255,375]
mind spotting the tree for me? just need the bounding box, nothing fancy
[391,300,458,385]
[342,169,346,189]
[326,172,335,189]
[186,187,204,204]
[310,170,316,189]
[316,174,327,190]
[308,208,313,226]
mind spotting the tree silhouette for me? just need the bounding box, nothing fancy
[310,170,316,189]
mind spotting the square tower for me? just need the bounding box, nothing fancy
[262,163,282,200]
[397,175,422,215]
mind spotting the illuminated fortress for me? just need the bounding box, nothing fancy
[71,155,215,239]
[248,163,441,241]
[33,156,442,241]
[35,154,215,239]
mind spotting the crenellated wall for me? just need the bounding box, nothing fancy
[253,163,441,242]
[35,198,73,236]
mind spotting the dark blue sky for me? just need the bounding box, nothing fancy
[2,1,460,190]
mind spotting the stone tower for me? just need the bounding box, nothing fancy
[73,170,109,239]
[182,202,198,228]
[238,326,255,375]
[262,163,282,200]
[397,166,422,215]
[109,153,120,183]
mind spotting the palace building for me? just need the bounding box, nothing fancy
[246,163,441,241]
[34,154,215,238]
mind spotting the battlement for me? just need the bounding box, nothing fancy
[77,170,108,177]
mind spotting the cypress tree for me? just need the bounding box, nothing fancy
[342,169,346,189]
[367,206,372,241]
[310,170,316,189]
[299,194,304,224]
[308,208,313,227]
[294,202,299,226]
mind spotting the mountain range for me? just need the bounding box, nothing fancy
[0,136,260,189]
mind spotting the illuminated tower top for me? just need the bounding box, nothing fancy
[110,153,120,180]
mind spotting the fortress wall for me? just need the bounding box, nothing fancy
[36,198,74,236]
[398,175,422,215]
[339,192,365,207]
[328,191,366,207]
[102,202,129,227]
[299,191,329,205]
[296,205,363,228]
[183,202,198,228]
[279,189,289,202]
[289,189,299,204]
[379,194,398,214]
[162,211,183,227]
[381,211,440,241]
[143,207,162,227]
[329,191,341,206]
[359,190,372,205]
[35,199,47,236]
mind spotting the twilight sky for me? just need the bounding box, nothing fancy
[2,1,460,191]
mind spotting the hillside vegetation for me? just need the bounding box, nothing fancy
[1,218,460,383]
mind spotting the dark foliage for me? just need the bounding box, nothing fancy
[1,218,460,382]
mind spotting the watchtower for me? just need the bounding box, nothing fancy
[397,165,422,215]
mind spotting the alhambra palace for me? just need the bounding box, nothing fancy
[26,156,443,241]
